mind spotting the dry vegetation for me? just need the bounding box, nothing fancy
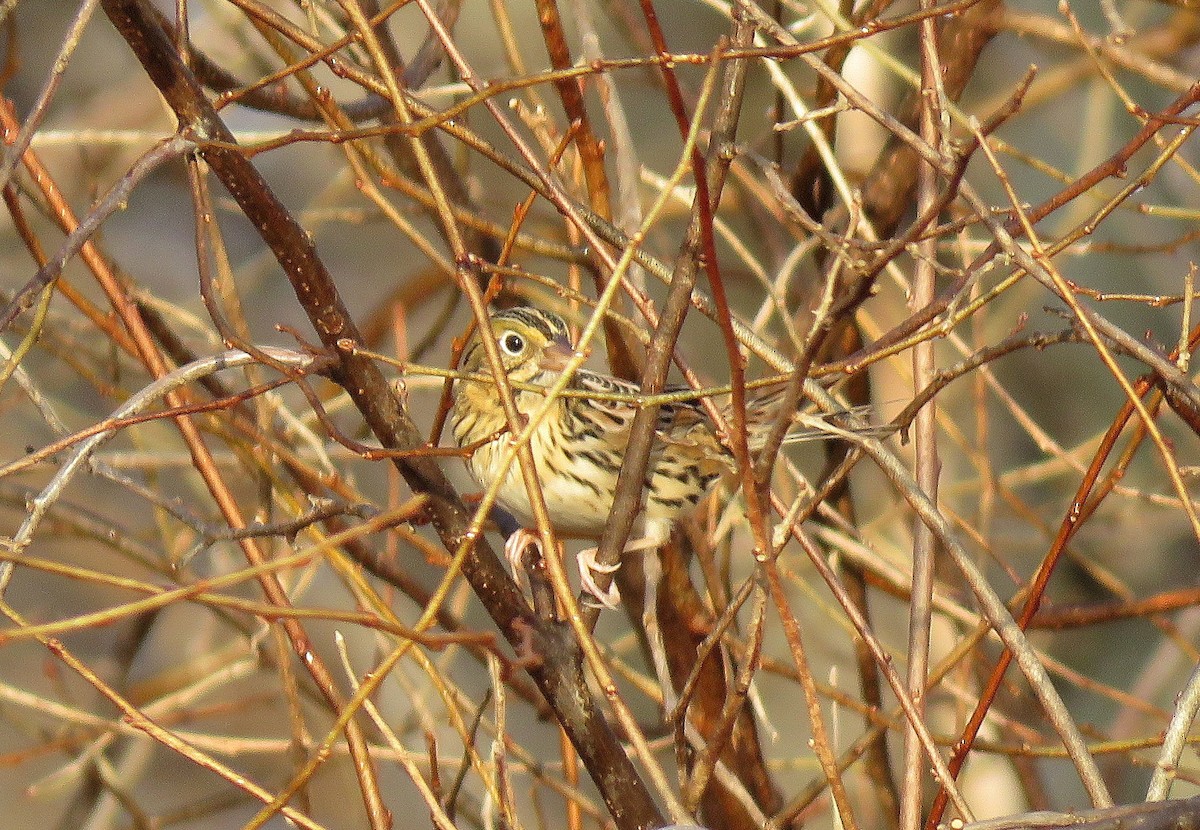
[2,0,1200,829]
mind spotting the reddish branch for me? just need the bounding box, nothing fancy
[97,2,664,828]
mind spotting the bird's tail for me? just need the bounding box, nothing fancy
[735,387,891,450]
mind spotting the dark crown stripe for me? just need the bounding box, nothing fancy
[494,307,568,341]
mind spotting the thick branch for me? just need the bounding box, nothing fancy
[97,3,663,827]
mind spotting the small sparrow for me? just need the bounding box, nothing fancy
[450,306,861,605]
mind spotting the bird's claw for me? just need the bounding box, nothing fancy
[577,547,621,609]
[504,528,543,592]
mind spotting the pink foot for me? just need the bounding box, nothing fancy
[577,547,621,609]
[504,528,543,592]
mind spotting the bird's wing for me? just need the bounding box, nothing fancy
[569,373,731,484]
[570,372,710,439]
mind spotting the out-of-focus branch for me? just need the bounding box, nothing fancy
[960,797,1200,830]
[97,2,665,828]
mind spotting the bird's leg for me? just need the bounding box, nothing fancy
[640,551,676,713]
[577,533,665,609]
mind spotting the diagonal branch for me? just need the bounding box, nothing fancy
[97,2,664,828]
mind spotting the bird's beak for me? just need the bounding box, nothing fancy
[538,337,574,372]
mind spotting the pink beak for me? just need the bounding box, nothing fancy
[538,339,573,372]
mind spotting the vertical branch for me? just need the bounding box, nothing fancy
[98,3,667,829]
[900,5,945,829]
[534,0,643,379]
[532,0,611,221]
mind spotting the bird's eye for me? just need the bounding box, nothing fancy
[499,331,526,356]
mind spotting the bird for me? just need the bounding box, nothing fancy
[448,305,858,607]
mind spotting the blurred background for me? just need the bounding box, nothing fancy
[2,0,1200,828]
